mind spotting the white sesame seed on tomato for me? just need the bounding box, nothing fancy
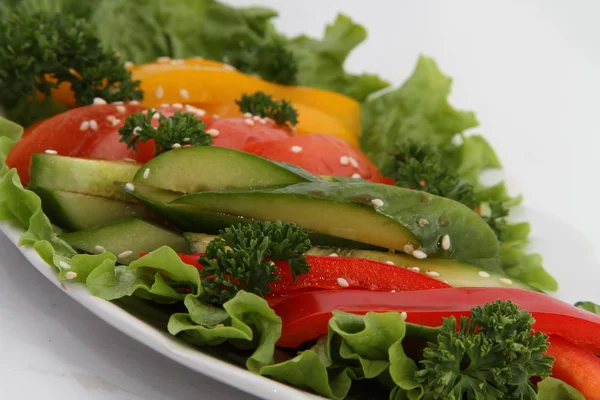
[116,105,127,114]
[79,121,90,131]
[44,149,58,155]
[340,156,349,165]
[291,145,303,153]
[89,120,98,131]
[152,113,160,120]
[400,311,408,321]
[129,100,139,105]
[351,173,361,179]
[329,252,338,257]
[336,277,349,287]
[110,118,121,127]
[348,157,359,168]
[243,112,252,118]
[245,119,255,126]
[207,129,220,137]
[93,97,107,105]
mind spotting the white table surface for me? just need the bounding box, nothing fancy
[2,1,600,399]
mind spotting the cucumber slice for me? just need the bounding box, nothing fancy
[59,218,189,264]
[30,154,140,202]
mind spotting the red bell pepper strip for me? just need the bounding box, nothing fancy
[546,335,600,400]
[268,288,600,349]
[171,253,449,294]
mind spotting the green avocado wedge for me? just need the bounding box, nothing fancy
[132,146,320,193]
[171,182,499,261]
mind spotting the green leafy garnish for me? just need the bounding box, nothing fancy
[575,301,600,316]
[119,110,213,156]
[480,200,510,240]
[0,12,142,125]
[390,140,477,209]
[228,42,298,85]
[416,300,553,399]
[236,91,298,128]
[199,221,311,304]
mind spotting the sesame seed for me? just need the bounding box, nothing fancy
[156,56,171,63]
[171,59,184,65]
[245,119,255,126]
[329,253,338,257]
[116,105,126,114]
[124,183,135,192]
[408,266,420,273]
[441,234,451,251]
[184,104,196,112]
[253,115,262,121]
[44,149,58,155]
[172,103,183,109]
[499,278,513,285]
[243,112,253,118]
[172,143,182,149]
[123,158,136,163]
[65,271,78,280]
[417,218,429,226]
[340,156,349,165]
[129,100,139,105]
[425,270,440,277]
[478,271,491,278]
[143,168,150,179]
[112,101,124,105]
[337,277,349,287]
[370,198,384,207]
[117,250,133,259]
[385,261,395,265]
[443,280,449,284]
[195,109,207,117]
[79,121,90,131]
[400,312,408,321]
[58,261,71,270]
[348,157,359,168]
[124,61,134,68]
[152,113,160,120]
[89,120,98,131]
[391,290,396,293]
[93,97,107,105]
[205,128,219,138]
[182,137,191,142]
[212,114,220,119]
[155,85,164,99]
[106,115,116,122]
[404,244,415,254]
[259,118,267,124]
[291,145,303,153]
[94,245,106,253]
[412,249,428,259]
[110,118,121,127]
[350,173,361,179]
[133,126,142,135]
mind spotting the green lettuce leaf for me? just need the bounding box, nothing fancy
[361,55,478,174]
[285,14,389,101]
[537,377,585,400]
[574,301,600,316]
[86,246,202,302]
[168,291,281,372]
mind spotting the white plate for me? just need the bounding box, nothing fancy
[0,221,320,400]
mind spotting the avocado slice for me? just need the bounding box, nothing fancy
[171,182,499,260]
[307,247,533,290]
[33,187,156,231]
[59,218,189,264]
[132,146,320,194]
[120,182,382,250]
[30,154,140,202]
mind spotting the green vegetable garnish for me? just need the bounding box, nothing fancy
[199,221,311,304]
[236,91,299,128]
[390,140,477,209]
[575,301,600,316]
[119,110,213,156]
[481,200,510,240]
[416,300,553,399]
[0,12,143,125]
[229,42,298,85]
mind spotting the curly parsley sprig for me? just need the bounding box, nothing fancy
[0,12,142,110]
[415,300,553,399]
[199,221,311,305]
[119,110,213,156]
[236,91,299,128]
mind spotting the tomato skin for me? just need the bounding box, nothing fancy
[268,288,600,348]
[205,117,291,150]
[6,104,143,183]
[547,335,600,399]
[243,134,388,183]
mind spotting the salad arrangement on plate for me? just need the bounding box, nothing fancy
[1,2,600,399]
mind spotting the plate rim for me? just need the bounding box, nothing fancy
[0,220,321,400]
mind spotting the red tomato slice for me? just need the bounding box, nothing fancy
[243,134,389,183]
[204,117,291,150]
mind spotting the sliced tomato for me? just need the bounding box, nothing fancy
[243,134,389,183]
[204,117,291,150]
[547,335,600,399]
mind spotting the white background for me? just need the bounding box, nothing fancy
[2,1,600,399]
